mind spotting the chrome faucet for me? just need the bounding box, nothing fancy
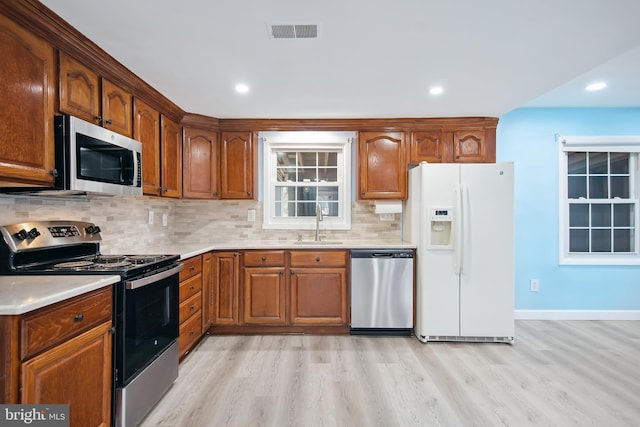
[315,203,323,241]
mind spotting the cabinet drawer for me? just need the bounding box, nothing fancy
[179,256,202,281]
[243,251,286,267]
[179,274,202,302]
[290,250,348,267]
[179,310,202,356]
[179,291,202,324]
[21,287,112,360]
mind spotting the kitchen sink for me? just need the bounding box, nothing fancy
[294,241,343,245]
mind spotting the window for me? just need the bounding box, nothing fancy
[558,135,640,265]
[262,132,352,230]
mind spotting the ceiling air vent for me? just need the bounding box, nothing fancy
[270,24,318,39]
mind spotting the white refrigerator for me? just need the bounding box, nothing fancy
[403,162,514,343]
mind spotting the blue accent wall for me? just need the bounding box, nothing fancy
[497,108,640,310]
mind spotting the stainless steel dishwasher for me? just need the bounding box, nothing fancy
[350,249,414,335]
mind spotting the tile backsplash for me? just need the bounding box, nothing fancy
[0,195,402,253]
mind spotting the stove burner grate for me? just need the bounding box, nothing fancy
[53,260,95,269]
[94,255,128,264]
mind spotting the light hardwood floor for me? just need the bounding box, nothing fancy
[141,321,640,427]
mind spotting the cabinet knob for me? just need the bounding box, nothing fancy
[247,191,252,196]
[189,304,195,310]
[163,188,168,193]
[361,192,365,196]
[73,313,84,322]
[190,265,195,271]
[95,115,103,123]
[189,285,195,290]
[456,155,460,159]
[213,192,218,196]
[157,187,162,194]
[261,256,267,261]
[189,330,195,335]
[105,119,113,125]
[233,252,239,257]
[316,257,321,262]
[50,169,58,177]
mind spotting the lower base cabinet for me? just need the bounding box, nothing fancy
[178,255,203,358]
[0,287,113,427]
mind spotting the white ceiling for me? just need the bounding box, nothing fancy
[40,0,640,119]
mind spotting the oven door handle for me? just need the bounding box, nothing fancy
[125,263,184,290]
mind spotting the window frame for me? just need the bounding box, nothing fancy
[558,135,640,265]
[262,132,352,230]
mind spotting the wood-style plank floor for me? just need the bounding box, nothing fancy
[141,320,640,427]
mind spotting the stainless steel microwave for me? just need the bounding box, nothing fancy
[54,114,142,196]
[2,115,142,197]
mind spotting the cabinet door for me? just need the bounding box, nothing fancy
[243,267,286,325]
[21,321,112,427]
[211,252,240,325]
[220,132,254,199]
[411,130,444,163]
[182,127,218,199]
[290,267,347,325]
[358,132,407,199]
[160,116,183,198]
[133,99,161,196]
[101,78,133,137]
[452,129,487,163]
[0,15,56,187]
[58,51,101,125]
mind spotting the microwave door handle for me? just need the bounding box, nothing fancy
[119,156,124,183]
[125,264,184,290]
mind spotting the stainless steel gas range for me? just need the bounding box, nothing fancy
[0,220,183,427]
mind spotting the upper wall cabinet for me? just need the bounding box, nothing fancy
[59,52,133,137]
[410,130,445,163]
[358,131,407,200]
[220,132,254,200]
[134,100,182,198]
[183,126,218,199]
[160,116,183,198]
[410,125,496,164]
[0,15,56,187]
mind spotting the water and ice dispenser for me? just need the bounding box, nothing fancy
[428,207,453,249]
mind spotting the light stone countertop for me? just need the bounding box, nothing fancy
[0,275,120,315]
[126,240,417,260]
[1,240,415,315]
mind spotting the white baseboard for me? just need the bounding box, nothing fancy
[514,310,640,320]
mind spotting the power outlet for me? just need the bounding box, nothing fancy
[148,210,154,225]
[379,213,395,221]
[247,209,256,222]
[162,213,168,227]
[530,279,539,292]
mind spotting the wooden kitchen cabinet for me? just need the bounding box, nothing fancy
[410,130,445,163]
[452,128,490,163]
[0,287,114,427]
[242,251,286,325]
[183,127,219,199]
[59,51,101,125]
[0,14,56,187]
[289,250,348,325]
[220,132,255,199]
[134,99,161,195]
[160,116,183,198]
[358,131,407,200]
[210,251,241,326]
[178,255,203,358]
[59,52,133,137]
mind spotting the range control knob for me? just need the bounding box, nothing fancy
[14,229,28,241]
[85,225,102,235]
[27,228,41,238]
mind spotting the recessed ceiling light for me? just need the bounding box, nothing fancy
[585,82,607,92]
[429,86,444,95]
[235,83,250,94]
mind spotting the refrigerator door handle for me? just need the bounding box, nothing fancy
[454,184,463,275]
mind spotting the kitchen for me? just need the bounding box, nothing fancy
[2,1,640,426]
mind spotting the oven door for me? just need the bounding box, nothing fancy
[115,264,181,386]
